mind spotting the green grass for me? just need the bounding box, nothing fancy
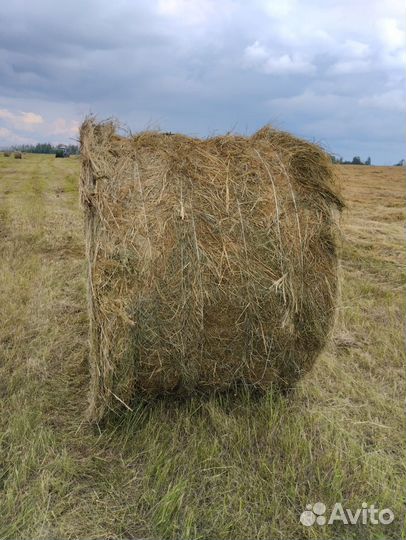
[0,155,404,539]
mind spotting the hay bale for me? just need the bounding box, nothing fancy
[80,118,343,421]
[3,152,11,157]
[14,152,22,159]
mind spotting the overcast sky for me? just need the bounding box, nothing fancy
[0,0,404,163]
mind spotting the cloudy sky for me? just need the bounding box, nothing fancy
[0,0,404,163]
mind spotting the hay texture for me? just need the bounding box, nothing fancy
[80,118,343,421]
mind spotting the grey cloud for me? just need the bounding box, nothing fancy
[0,0,404,163]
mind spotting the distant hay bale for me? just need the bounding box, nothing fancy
[80,118,344,421]
[14,152,22,159]
[3,152,11,157]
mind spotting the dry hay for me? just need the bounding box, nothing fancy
[3,152,11,157]
[14,152,22,159]
[80,118,344,421]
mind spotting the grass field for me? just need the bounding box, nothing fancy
[0,154,404,539]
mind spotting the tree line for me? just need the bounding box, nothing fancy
[330,155,371,165]
[10,143,79,155]
[331,156,405,166]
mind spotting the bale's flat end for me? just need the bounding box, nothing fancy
[80,119,342,421]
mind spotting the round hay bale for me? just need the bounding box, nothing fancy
[3,152,11,157]
[14,152,22,159]
[80,118,343,421]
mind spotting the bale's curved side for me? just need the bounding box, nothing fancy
[80,118,343,421]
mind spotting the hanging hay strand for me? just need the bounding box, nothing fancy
[80,118,344,421]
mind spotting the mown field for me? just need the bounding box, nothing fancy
[0,154,404,540]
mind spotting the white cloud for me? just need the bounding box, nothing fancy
[379,18,404,51]
[328,60,371,75]
[0,103,79,144]
[261,0,297,18]
[49,118,79,137]
[328,60,372,75]
[264,54,315,75]
[246,0,404,80]
[0,109,14,121]
[267,91,345,116]
[380,48,406,70]
[0,126,12,137]
[20,112,44,125]
[342,39,370,59]
[156,0,233,25]
[243,41,315,75]
[243,41,268,63]
[0,127,34,145]
[157,0,207,23]
[0,108,44,130]
[359,89,405,111]
[323,40,371,76]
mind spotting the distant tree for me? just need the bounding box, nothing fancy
[329,154,344,164]
[365,156,371,165]
[395,159,405,166]
[351,156,362,165]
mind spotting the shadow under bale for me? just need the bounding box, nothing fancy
[80,118,344,422]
